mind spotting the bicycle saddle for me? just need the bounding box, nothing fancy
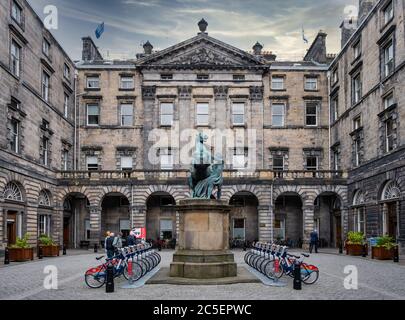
[96,255,105,260]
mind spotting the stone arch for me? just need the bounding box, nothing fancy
[273,185,308,205]
[222,185,265,205]
[38,189,53,207]
[378,179,401,201]
[2,180,26,203]
[136,185,188,205]
[96,186,132,207]
[58,186,93,206]
[311,185,347,207]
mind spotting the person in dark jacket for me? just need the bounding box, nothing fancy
[105,232,115,258]
[309,229,319,254]
[127,231,136,246]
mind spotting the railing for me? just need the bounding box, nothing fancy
[58,170,346,181]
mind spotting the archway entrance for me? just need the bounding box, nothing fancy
[314,193,342,248]
[3,181,25,246]
[146,193,176,245]
[101,193,131,241]
[229,192,259,245]
[63,193,89,249]
[274,193,303,248]
[380,180,401,239]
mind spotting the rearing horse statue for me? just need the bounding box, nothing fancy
[188,133,224,199]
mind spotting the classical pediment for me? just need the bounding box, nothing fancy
[137,34,266,69]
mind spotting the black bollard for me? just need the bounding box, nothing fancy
[94,244,98,253]
[339,242,343,254]
[293,261,302,290]
[38,246,43,259]
[393,246,399,263]
[62,244,66,255]
[106,262,114,293]
[4,247,10,265]
[362,244,367,257]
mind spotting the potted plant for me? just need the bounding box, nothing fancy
[371,236,397,260]
[38,234,60,257]
[345,231,366,256]
[8,234,34,262]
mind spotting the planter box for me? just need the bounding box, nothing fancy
[40,245,60,257]
[372,246,394,260]
[346,244,365,256]
[8,247,34,262]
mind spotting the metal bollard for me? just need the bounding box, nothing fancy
[362,244,367,257]
[293,261,302,290]
[62,244,66,255]
[339,242,343,254]
[106,262,114,293]
[393,246,399,263]
[94,244,98,253]
[38,246,43,259]
[4,247,10,265]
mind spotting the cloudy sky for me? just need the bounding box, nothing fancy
[28,0,358,61]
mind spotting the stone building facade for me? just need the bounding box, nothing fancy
[0,0,403,253]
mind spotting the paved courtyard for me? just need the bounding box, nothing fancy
[0,250,405,300]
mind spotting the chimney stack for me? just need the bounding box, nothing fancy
[82,37,103,62]
[252,42,263,56]
[143,41,153,55]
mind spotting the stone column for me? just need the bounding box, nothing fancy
[53,206,64,245]
[0,198,4,250]
[303,204,315,249]
[131,205,146,229]
[89,206,101,245]
[258,205,272,242]
[341,206,349,237]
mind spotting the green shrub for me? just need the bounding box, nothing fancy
[375,236,397,250]
[38,234,56,246]
[347,231,364,245]
[11,234,31,249]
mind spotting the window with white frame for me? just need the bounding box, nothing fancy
[305,102,318,126]
[196,103,209,126]
[353,115,362,130]
[383,39,394,77]
[160,148,173,169]
[38,215,51,236]
[305,77,318,91]
[233,148,247,169]
[64,63,70,80]
[120,156,133,171]
[160,102,173,126]
[41,71,50,101]
[331,96,338,123]
[11,1,22,24]
[10,119,19,153]
[384,93,394,109]
[354,207,365,234]
[352,72,362,104]
[354,138,361,166]
[272,103,285,127]
[383,1,394,25]
[232,103,245,125]
[272,155,284,171]
[10,40,21,77]
[160,219,173,240]
[120,76,134,89]
[353,40,361,59]
[386,118,395,153]
[333,150,339,171]
[86,76,100,89]
[62,149,68,170]
[332,68,338,84]
[120,103,133,126]
[42,38,50,57]
[64,93,69,118]
[306,156,318,171]
[86,156,98,171]
[87,104,100,125]
[271,76,284,90]
[42,136,49,166]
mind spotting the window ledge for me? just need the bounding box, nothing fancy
[119,88,135,91]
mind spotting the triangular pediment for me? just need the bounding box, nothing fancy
[137,34,266,69]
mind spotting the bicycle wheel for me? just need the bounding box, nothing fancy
[148,253,158,269]
[123,261,143,282]
[269,258,284,279]
[258,257,271,274]
[138,258,148,276]
[301,264,319,285]
[153,252,161,265]
[244,252,251,264]
[146,255,156,270]
[251,254,262,270]
[262,259,275,279]
[254,256,265,272]
[84,272,106,288]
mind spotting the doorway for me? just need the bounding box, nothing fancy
[63,217,70,247]
[7,212,17,246]
[385,202,397,239]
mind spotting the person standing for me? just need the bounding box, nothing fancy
[104,231,111,251]
[105,232,115,258]
[309,229,319,254]
[127,231,136,246]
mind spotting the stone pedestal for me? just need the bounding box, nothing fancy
[170,199,237,279]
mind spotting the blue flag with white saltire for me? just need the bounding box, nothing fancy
[302,26,308,44]
[95,22,105,39]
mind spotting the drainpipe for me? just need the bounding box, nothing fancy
[327,71,332,171]
[74,70,78,171]
[74,206,77,249]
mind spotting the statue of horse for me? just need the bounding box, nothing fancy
[188,133,224,199]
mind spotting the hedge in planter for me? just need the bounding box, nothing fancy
[38,234,60,257]
[346,231,366,256]
[371,236,397,260]
[9,234,34,262]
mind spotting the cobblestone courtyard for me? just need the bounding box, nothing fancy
[1,250,405,300]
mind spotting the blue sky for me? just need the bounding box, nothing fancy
[28,0,358,61]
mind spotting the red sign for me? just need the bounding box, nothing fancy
[133,228,146,240]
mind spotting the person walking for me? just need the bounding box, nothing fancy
[105,232,115,258]
[127,231,136,246]
[309,229,319,254]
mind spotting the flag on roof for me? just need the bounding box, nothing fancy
[95,22,105,39]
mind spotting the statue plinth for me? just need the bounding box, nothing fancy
[170,199,237,279]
